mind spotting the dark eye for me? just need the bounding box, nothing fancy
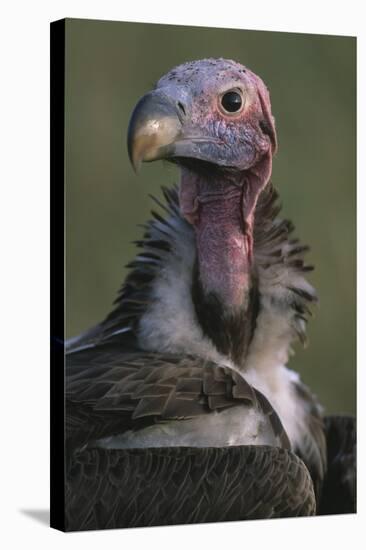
[220,91,243,113]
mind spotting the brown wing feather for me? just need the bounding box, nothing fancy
[66,343,289,452]
[65,445,315,530]
[319,415,356,514]
[292,380,327,502]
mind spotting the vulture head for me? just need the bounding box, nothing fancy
[128,58,277,311]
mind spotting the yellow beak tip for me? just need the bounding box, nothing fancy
[132,160,141,174]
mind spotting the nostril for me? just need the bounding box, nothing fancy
[177,101,186,116]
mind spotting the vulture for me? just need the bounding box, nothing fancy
[65,58,356,531]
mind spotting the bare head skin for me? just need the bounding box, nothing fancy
[127,58,277,311]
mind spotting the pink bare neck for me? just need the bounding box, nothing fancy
[179,168,258,311]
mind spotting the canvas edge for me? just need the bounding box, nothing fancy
[50,18,66,532]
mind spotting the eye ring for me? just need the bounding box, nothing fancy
[219,89,244,115]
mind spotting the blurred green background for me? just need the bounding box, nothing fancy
[65,19,356,415]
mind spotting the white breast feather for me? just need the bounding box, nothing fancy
[137,217,313,450]
[97,406,278,449]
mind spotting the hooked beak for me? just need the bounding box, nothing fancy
[127,89,229,173]
[127,90,183,173]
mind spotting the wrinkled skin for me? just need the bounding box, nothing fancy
[128,58,277,310]
[154,58,277,168]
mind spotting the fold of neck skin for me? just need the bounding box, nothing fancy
[179,167,257,312]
